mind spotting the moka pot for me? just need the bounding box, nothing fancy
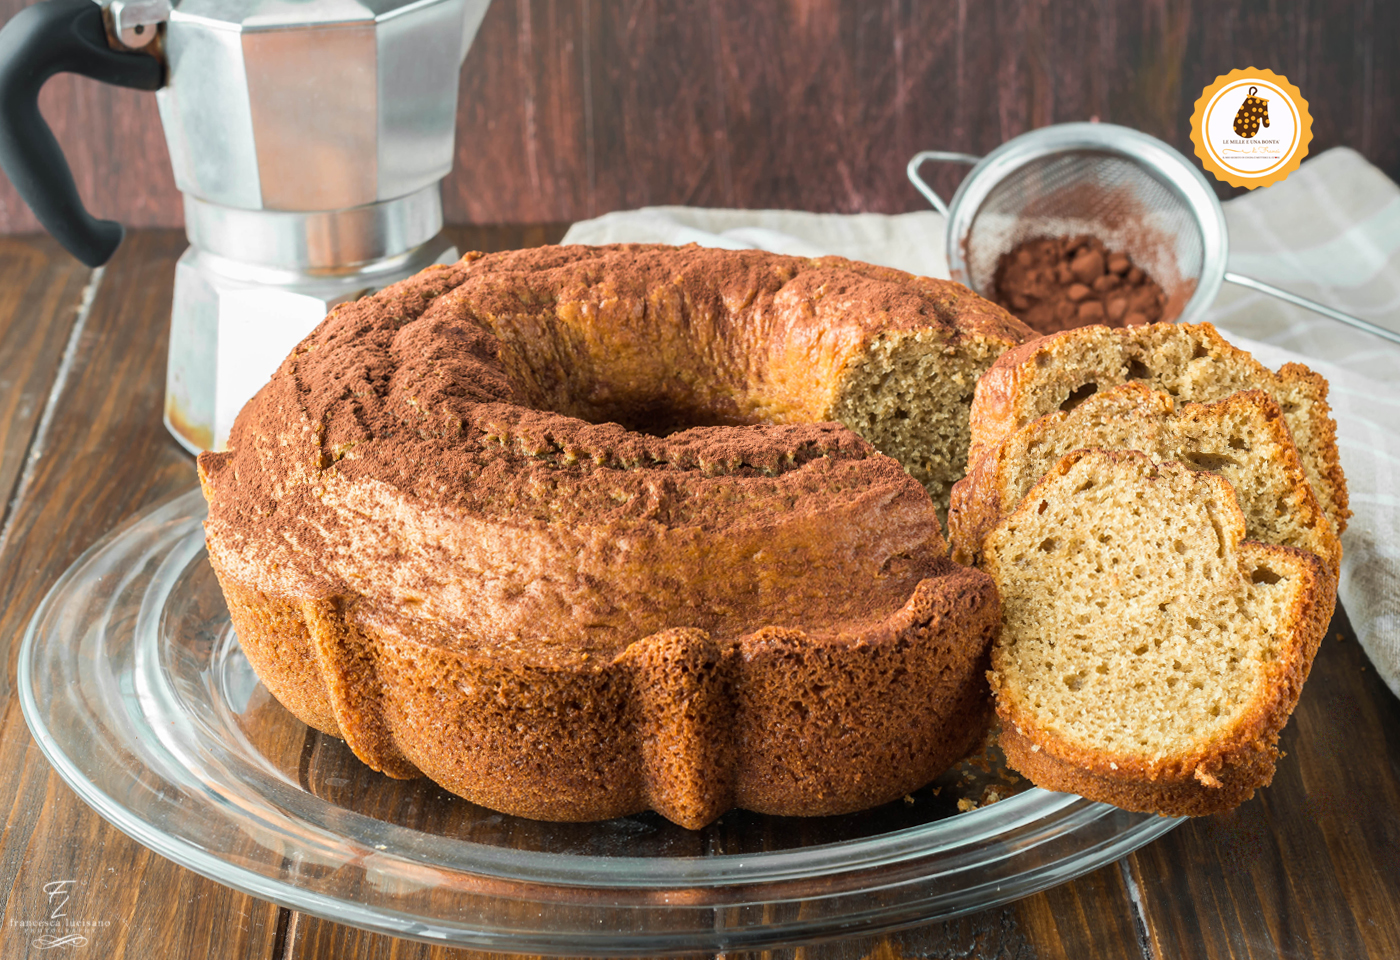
[0,0,491,452]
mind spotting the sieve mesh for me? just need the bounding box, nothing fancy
[962,151,1206,321]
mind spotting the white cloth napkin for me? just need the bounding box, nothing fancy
[561,147,1400,699]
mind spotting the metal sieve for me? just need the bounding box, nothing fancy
[908,123,1400,345]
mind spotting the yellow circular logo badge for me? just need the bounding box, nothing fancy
[1190,68,1313,189]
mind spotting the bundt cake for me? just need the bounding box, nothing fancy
[949,383,1343,574]
[197,244,1032,828]
[985,450,1331,816]
[966,322,1349,535]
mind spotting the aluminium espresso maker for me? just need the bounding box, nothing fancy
[0,0,490,452]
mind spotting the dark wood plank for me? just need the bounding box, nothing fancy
[0,235,91,538]
[0,230,282,960]
[280,860,1144,960]
[1012,861,1148,960]
[3,1,1398,229]
[1129,604,1400,960]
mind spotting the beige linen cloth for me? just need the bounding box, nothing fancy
[561,146,1400,698]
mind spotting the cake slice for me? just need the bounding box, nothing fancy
[967,322,1349,534]
[984,449,1332,816]
[949,383,1342,574]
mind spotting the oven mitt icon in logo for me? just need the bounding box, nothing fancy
[1233,87,1270,138]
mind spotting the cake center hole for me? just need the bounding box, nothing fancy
[499,345,769,436]
[577,399,752,437]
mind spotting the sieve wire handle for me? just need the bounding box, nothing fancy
[907,151,982,217]
[1222,272,1400,346]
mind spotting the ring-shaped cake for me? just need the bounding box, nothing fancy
[199,245,1031,827]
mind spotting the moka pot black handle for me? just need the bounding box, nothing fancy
[0,0,161,266]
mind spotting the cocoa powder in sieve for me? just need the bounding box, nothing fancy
[991,236,1167,335]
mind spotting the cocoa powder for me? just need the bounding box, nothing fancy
[992,236,1167,335]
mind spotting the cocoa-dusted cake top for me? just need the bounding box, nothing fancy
[200,244,1018,656]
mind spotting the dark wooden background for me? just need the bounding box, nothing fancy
[0,0,1395,235]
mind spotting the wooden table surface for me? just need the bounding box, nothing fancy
[0,227,1397,960]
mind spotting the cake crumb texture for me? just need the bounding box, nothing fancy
[984,450,1332,816]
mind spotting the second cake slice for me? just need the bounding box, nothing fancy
[948,382,1341,575]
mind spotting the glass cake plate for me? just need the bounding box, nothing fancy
[18,489,1180,955]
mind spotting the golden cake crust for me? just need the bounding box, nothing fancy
[199,244,1019,828]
